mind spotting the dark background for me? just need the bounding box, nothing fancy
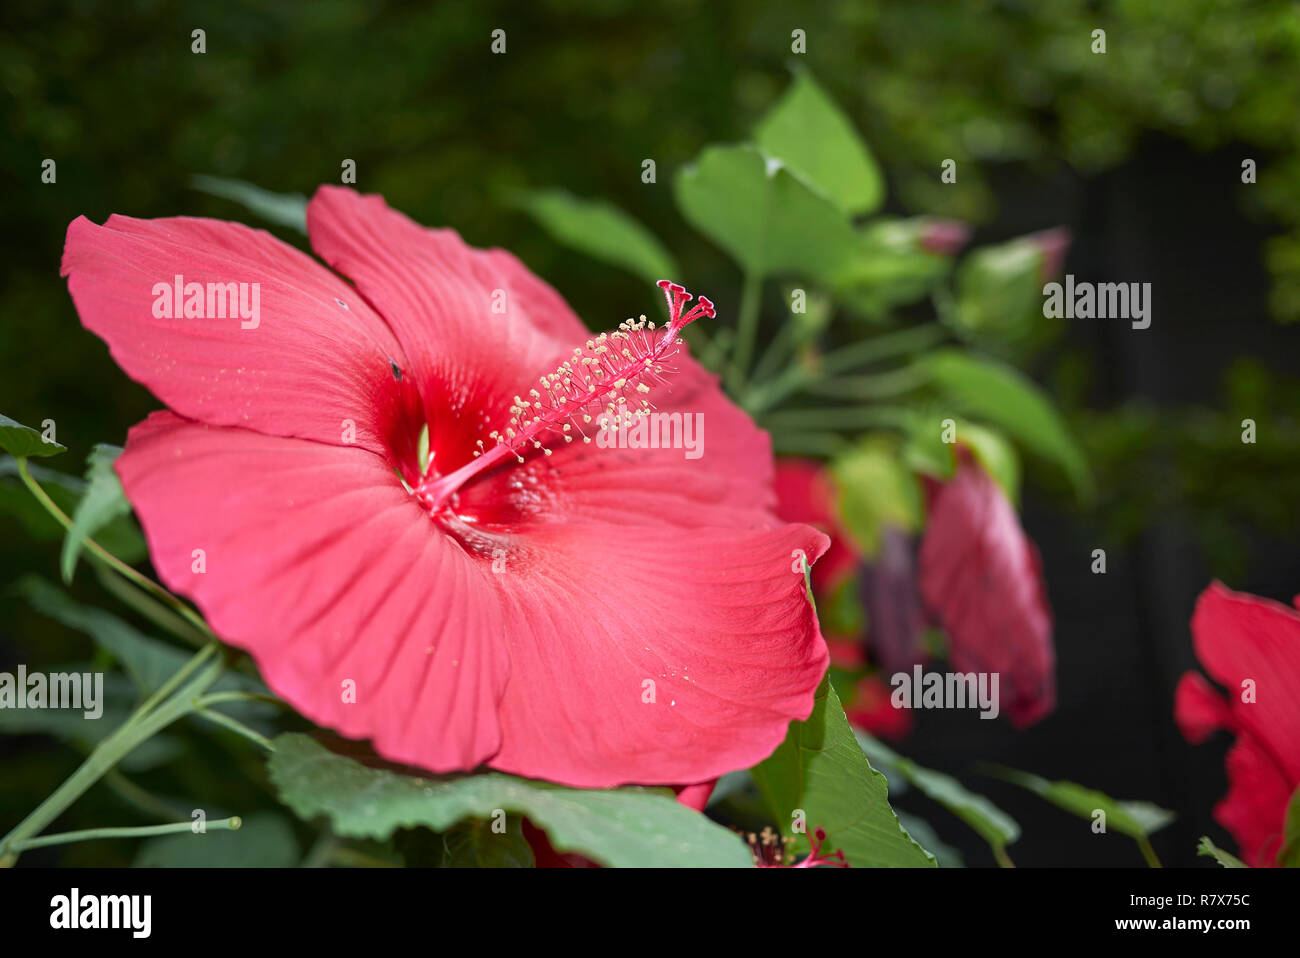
[4,0,1299,866]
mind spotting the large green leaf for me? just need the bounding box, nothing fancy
[750,676,935,867]
[267,733,753,868]
[917,349,1092,498]
[856,732,1020,854]
[191,175,308,233]
[61,444,132,583]
[990,765,1175,839]
[0,414,65,459]
[517,190,678,285]
[755,71,884,215]
[674,144,858,279]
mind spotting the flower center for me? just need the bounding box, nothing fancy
[412,280,714,514]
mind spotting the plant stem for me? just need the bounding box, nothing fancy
[5,816,241,854]
[102,770,190,822]
[1137,836,1162,868]
[761,405,914,432]
[193,708,275,752]
[993,845,1016,868]
[14,457,214,641]
[95,566,210,649]
[726,272,763,394]
[0,649,224,864]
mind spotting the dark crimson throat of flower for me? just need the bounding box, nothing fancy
[413,280,715,515]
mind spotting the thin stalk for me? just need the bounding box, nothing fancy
[726,272,763,394]
[1137,836,1162,868]
[14,457,213,640]
[6,816,241,853]
[193,708,275,752]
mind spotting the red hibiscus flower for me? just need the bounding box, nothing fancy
[772,457,858,594]
[918,451,1055,727]
[61,186,829,788]
[1175,582,1300,867]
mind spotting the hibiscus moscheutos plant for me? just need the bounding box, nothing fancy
[0,69,1176,870]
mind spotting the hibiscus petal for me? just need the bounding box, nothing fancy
[486,522,831,787]
[306,187,589,471]
[1190,581,1300,784]
[115,411,508,772]
[1173,670,1233,744]
[918,458,1055,727]
[1214,736,1293,868]
[62,213,424,472]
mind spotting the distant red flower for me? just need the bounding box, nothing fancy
[1175,582,1300,867]
[61,187,830,788]
[844,674,913,741]
[918,452,1055,726]
[772,458,858,594]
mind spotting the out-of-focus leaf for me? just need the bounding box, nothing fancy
[1279,784,1300,867]
[895,811,964,867]
[918,349,1092,499]
[858,732,1020,853]
[959,421,1021,505]
[989,765,1175,839]
[831,219,952,320]
[750,675,935,867]
[191,175,308,233]
[516,190,678,285]
[674,144,858,279]
[0,460,145,562]
[0,414,65,458]
[61,444,132,582]
[830,435,921,557]
[754,70,884,215]
[267,733,753,868]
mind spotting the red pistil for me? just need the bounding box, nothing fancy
[414,280,715,513]
[746,826,850,868]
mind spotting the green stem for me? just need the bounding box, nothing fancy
[726,272,763,394]
[993,844,1016,868]
[193,708,275,752]
[14,457,214,641]
[801,365,929,400]
[1137,836,1162,868]
[6,816,241,853]
[194,690,288,710]
[95,566,210,649]
[102,770,191,822]
[0,650,224,864]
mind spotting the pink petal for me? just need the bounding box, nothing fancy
[1190,581,1300,784]
[1214,736,1293,868]
[487,521,830,786]
[116,411,508,772]
[62,214,424,475]
[1173,670,1232,744]
[306,187,589,474]
[918,458,1055,727]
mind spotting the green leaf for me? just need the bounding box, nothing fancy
[831,219,952,320]
[1279,784,1300,867]
[952,236,1047,344]
[674,144,858,279]
[755,70,884,215]
[1197,836,1247,869]
[750,675,935,867]
[918,349,1092,499]
[895,811,964,867]
[959,421,1021,505]
[516,190,678,285]
[191,175,308,233]
[990,765,1175,840]
[61,444,131,583]
[134,812,300,867]
[830,435,921,557]
[267,733,753,868]
[857,732,1020,853]
[440,816,535,867]
[0,414,65,458]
